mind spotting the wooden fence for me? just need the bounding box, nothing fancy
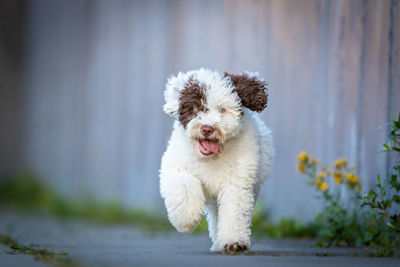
[18,0,400,220]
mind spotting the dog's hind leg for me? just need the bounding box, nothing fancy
[205,203,219,251]
[160,171,205,233]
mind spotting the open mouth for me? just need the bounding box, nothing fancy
[198,139,219,156]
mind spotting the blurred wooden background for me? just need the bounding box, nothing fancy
[1,0,399,220]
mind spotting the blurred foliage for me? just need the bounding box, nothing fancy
[0,173,318,239]
[0,172,172,231]
[193,202,319,239]
[297,113,400,257]
[251,202,319,239]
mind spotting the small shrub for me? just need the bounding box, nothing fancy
[359,113,400,256]
[296,113,400,256]
[297,152,365,247]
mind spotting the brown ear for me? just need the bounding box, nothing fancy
[224,72,268,112]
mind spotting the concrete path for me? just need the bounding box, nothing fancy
[0,211,399,267]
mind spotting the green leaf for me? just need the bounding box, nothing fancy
[368,190,378,198]
[383,144,392,151]
[383,199,393,209]
[377,174,382,187]
[392,195,400,204]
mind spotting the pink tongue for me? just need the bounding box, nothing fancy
[200,140,219,154]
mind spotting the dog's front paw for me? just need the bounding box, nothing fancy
[163,175,205,233]
[174,220,199,233]
[223,242,249,255]
[167,203,203,233]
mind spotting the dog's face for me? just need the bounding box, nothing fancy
[164,68,268,158]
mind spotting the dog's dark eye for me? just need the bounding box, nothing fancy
[220,108,226,114]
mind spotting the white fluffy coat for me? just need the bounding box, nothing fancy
[159,68,274,252]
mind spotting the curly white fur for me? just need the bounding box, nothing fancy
[159,68,274,252]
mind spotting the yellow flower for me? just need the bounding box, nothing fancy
[316,181,328,191]
[317,172,325,180]
[297,163,306,174]
[346,173,359,184]
[297,151,308,163]
[334,158,348,169]
[334,176,343,184]
[320,182,328,191]
[333,171,343,184]
[333,170,343,182]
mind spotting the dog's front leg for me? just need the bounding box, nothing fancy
[217,184,254,254]
[160,171,205,233]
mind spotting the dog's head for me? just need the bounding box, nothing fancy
[163,68,268,158]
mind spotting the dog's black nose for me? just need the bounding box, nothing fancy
[201,125,214,137]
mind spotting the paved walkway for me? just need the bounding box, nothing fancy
[0,211,399,267]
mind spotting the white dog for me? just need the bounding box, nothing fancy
[159,68,274,254]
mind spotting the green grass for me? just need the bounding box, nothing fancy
[0,235,80,267]
[0,173,172,231]
[0,173,319,238]
[195,202,319,238]
[252,202,318,239]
